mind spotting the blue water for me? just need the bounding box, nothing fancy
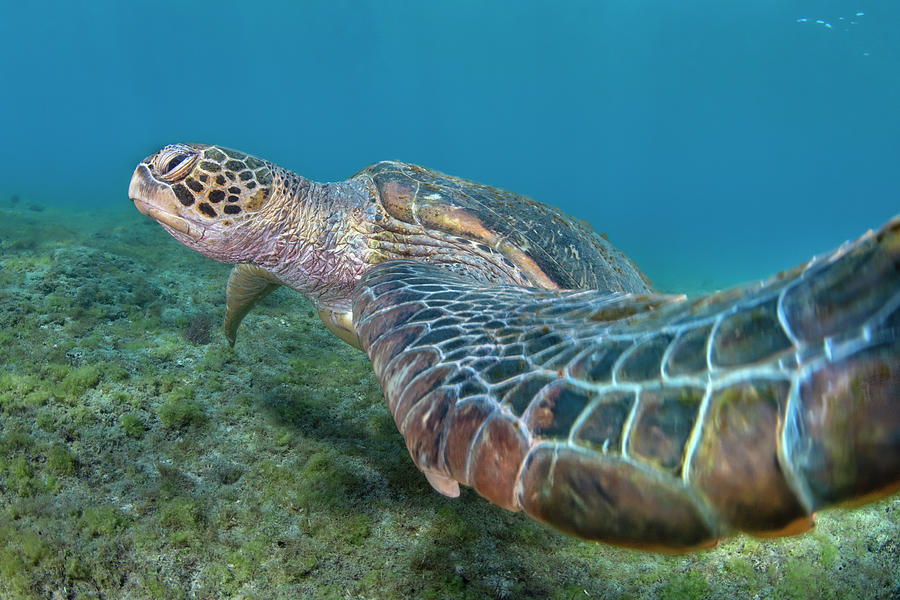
[1,1,897,291]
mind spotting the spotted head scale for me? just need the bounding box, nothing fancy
[129,143,279,262]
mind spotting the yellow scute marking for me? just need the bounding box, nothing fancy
[245,188,269,211]
[434,206,493,239]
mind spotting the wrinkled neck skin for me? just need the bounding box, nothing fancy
[217,169,374,312]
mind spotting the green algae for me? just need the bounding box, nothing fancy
[58,364,102,396]
[657,571,710,600]
[121,412,146,438]
[46,445,78,476]
[0,204,897,598]
[157,386,208,430]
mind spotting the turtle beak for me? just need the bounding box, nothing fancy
[129,164,200,240]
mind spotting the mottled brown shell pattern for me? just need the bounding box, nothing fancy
[352,218,900,551]
[356,161,653,294]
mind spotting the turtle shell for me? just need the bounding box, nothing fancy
[355,161,652,294]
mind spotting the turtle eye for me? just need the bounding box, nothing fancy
[153,145,198,182]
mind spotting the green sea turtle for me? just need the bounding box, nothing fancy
[129,143,900,552]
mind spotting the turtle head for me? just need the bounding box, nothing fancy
[129,143,276,262]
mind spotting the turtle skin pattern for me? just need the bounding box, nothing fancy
[352,217,900,552]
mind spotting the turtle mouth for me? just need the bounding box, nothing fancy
[129,164,202,240]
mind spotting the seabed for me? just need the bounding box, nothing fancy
[0,201,897,599]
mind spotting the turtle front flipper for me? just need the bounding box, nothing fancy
[351,217,899,552]
[224,264,282,346]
